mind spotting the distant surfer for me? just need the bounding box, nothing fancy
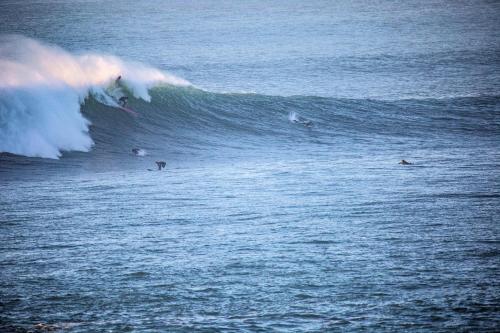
[132,148,147,156]
[114,75,129,106]
[289,111,313,127]
[399,159,412,165]
[34,323,59,331]
[294,119,313,127]
[156,161,166,170]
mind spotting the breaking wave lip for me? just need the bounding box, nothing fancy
[0,34,190,159]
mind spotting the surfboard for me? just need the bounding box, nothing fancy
[117,106,138,116]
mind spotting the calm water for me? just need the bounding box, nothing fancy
[1,0,499,332]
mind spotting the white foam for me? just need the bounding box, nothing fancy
[288,111,300,123]
[0,35,189,159]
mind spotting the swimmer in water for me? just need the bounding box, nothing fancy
[156,161,166,170]
[399,159,412,165]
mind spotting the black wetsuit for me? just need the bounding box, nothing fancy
[119,96,128,107]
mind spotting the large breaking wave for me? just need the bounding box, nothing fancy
[1,36,498,161]
[0,35,188,158]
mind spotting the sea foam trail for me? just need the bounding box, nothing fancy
[0,35,189,159]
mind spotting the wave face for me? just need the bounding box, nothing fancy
[1,36,499,162]
[81,88,500,167]
[0,35,188,158]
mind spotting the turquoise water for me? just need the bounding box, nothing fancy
[1,1,499,332]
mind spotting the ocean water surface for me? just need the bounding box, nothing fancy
[0,0,499,332]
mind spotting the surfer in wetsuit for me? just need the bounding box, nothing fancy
[156,161,166,170]
[290,112,313,127]
[113,75,129,107]
[118,96,128,107]
[399,159,412,165]
[296,119,313,127]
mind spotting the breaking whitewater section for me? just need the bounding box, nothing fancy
[0,35,189,159]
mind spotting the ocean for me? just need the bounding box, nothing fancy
[0,0,499,332]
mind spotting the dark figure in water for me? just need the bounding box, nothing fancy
[303,120,313,127]
[118,96,128,107]
[399,159,412,165]
[132,148,140,155]
[292,118,313,127]
[115,75,122,84]
[156,161,166,170]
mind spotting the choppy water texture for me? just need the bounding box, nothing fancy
[1,0,500,332]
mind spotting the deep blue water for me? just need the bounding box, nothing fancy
[1,1,499,332]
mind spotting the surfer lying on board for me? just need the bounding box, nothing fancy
[289,112,313,127]
[293,118,313,127]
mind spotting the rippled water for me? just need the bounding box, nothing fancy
[2,147,499,331]
[1,0,500,332]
